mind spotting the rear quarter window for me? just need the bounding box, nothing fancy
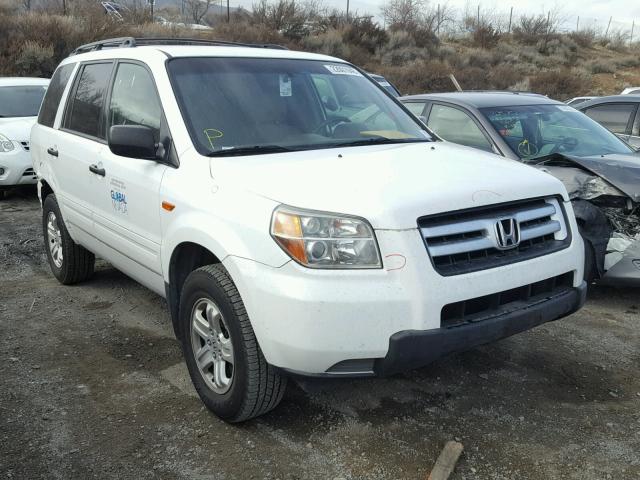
[38,63,75,128]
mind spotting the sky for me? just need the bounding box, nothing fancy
[228,0,640,28]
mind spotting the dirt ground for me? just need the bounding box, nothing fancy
[1,187,639,480]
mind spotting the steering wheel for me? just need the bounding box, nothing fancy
[556,136,578,153]
[517,139,539,157]
[314,116,351,135]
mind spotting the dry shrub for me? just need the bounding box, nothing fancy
[212,21,288,45]
[342,17,388,54]
[378,59,452,94]
[15,40,55,77]
[303,28,350,58]
[472,24,501,49]
[487,64,526,90]
[569,29,596,48]
[529,69,591,99]
[586,59,616,74]
[378,30,431,66]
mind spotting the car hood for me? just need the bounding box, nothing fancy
[531,153,640,203]
[210,142,568,229]
[0,117,36,141]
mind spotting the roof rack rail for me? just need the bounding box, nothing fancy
[71,37,288,55]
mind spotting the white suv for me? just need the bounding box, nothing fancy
[0,77,49,199]
[32,38,586,422]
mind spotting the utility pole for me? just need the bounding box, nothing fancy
[476,4,480,27]
[631,21,635,46]
[62,0,66,15]
[508,6,513,34]
[605,16,612,38]
[227,0,230,22]
[576,16,579,31]
[346,0,349,23]
[436,4,440,36]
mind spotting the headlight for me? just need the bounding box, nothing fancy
[0,134,15,153]
[270,206,382,269]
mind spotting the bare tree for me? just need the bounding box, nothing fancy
[184,0,212,24]
[380,0,453,36]
[251,0,323,39]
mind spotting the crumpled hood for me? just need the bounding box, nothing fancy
[533,153,640,203]
[210,142,568,229]
[0,117,36,141]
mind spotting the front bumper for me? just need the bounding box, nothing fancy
[375,281,587,376]
[601,239,640,287]
[0,143,36,187]
[223,213,585,376]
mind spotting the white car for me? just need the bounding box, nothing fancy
[31,38,586,422]
[620,87,640,95]
[0,77,49,199]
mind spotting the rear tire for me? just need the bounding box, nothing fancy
[180,264,286,422]
[42,194,95,285]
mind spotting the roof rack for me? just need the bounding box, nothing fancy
[71,37,288,56]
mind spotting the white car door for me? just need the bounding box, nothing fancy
[53,61,115,241]
[91,61,168,292]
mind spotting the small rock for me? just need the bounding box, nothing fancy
[479,373,489,380]
[519,416,524,421]
[9,357,18,362]
[608,391,619,398]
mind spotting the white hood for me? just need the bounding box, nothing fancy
[0,117,36,141]
[211,142,568,229]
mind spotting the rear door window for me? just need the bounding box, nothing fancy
[583,103,637,135]
[38,63,75,127]
[64,62,114,139]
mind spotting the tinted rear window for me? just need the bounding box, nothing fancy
[65,62,113,139]
[38,64,74,127]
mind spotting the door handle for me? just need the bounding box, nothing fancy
[47,147,58,157]
[89,164,106,176]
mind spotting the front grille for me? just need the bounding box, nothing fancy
[441,271,574,328]
[419,198,570,276]
[20,141,29,151]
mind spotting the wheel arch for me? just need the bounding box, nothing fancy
[39,179,54,203]
[166,241,223,339]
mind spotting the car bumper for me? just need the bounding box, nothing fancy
[0,143,36,187]
[375,281,587,376]
[223,220,585,376]
[601,239,640,286]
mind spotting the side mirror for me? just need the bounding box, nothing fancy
[109,125,157,160]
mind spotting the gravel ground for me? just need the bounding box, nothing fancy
[1,187,639,480]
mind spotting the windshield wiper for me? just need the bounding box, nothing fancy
[326,137,429,148]
[205,145,294,157]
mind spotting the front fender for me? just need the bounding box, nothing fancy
[160,207,290,282]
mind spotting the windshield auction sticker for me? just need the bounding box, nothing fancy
[279,74,292,97]
[324,64,362,76]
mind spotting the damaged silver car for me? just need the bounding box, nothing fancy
[400,92,640,285]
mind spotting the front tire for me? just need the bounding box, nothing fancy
[180,264,286,422]
[42,194,95,284]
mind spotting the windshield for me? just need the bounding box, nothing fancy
[0,85,47,118]
[168,57,429,155]
[480,104,634,160]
